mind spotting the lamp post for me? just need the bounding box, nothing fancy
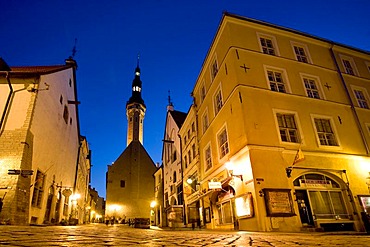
[70,193,80,225]
[225,161,243,181]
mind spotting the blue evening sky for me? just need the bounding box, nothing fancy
[1,0,369,198]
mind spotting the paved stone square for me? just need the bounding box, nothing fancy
[0,224,369,246]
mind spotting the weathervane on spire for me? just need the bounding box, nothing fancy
[168,90,173,106]
[71,38,77,59]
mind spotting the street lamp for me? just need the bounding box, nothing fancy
[225,161,243,181]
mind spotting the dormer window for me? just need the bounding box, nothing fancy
[133,86,141,92]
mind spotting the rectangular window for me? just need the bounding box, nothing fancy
[191,122,195,132]
[354,89,369,109]
[200,84,206,102]
[211,59,219,81]
[314,118,338,146]
[120,180,125,188]
[303,77,320,99]
[31,170,45,208]
[294,46,309,63]
[218,127,229,159]
[277,114,300,143]
[214,87,223,114]
[205,145,212,172]
[340,55,358,76]
[260,37,276,55]
[184,156,188,169]
[188,150,192,163]
[192,144,196,159]
[267,70,286,93]
[343,59,354,75]
[202,112,209,134]
[187,130,191,139]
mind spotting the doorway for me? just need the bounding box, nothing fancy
[295,190,314,226]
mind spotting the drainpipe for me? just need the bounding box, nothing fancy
[0,71,13,133]
[329,44,370,155]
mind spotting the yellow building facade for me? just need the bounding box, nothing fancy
[187,13,370,232]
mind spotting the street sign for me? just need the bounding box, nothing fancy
[21,170,34,176]
[8,169,21,175]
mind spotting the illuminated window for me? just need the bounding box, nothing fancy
[217,127,229,159]
[133,86,141,92]
[214,86,223,114]
[303,77,320,99]
[314,118,338,146]
[277,113,300,143]
[217,200,233,224]
[204,144,212,172]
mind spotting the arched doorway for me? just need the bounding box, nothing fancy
[293,173,353,231]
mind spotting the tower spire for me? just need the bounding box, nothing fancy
[126,57,146,146]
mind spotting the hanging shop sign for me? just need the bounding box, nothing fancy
[208,181,222,190]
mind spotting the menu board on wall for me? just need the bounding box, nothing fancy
[263,189,295,217]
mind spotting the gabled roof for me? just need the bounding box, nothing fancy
[169,110,187,129]
[8,64,73,75]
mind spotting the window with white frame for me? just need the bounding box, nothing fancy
[267,69,286,93]
[210,57,219,81]
[276,113,300,143]
[204,144,212,172]
[202,110,209,134]
[259,36,276,55]
[214,86,223,114]
[340,55,358,76]
[314,118,338,146]
[353,88,369,109]
[292,43,310,63]
[302,76,321,99]
[217,126,229,159]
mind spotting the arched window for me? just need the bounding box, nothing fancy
[293,173,349,220]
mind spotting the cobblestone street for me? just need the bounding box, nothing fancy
[0,224,369,246]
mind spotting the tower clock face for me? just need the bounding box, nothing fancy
[135,71,140,76]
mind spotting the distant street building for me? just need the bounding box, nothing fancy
[161,99,187,227]
[105,61,157,223]
[152,164,163,226]
[181,12,370,232]
[0,57,89,225]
